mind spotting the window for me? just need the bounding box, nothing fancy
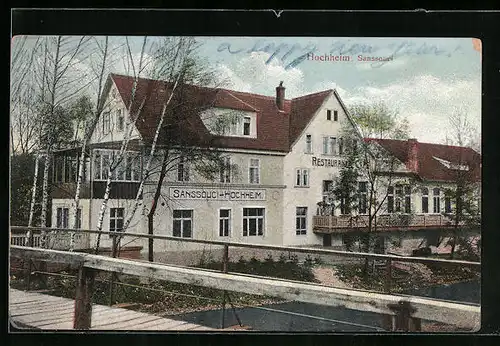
[295,169,309,187]
[102,111,111,133]
[56,208,69,228]
[322,180,334,204]
[177,157,190,182]
[338,138,344,155]
[243,208,265,236]
[305,134,312,154]
[323,136,337,155]
[109,208,124,236]
[340,197,348,215]
[404,186,411,214]
[445,196,452,213]
[243,116,251,136]
[296,207,307,235]
[249,158,260,184]
[54,155,83,183]
[173,210,193,238]
[387,186,394,213]
[93,150,140,182]
[395,185,403,212]
[219,209,231,237]
[219,157,231,183]
[116,109,124,131]
[358,182,368,214]
[395,184,411,213]
[334,110,338,121]
[433,188,441,213]
[76,208,82,229]
[421,187,429,213]
[327,110,332,120]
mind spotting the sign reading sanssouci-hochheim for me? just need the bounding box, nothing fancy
[169,187,266,201]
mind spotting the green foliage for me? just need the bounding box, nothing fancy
[197,254,317,283]
[349,102,409,140]
[10,153,43,225]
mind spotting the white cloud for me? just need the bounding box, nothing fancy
[215,52,305,97]
[335,75,481,144]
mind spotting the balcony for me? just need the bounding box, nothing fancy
[313,214,456,234]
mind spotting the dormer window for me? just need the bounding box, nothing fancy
[243,117,251,136]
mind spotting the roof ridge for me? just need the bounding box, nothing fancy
[292,89,333,101]
[372,137,476,151]
[223,91,260,112]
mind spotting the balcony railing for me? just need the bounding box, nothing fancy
[10,229,90,250]
[313,214,456,233]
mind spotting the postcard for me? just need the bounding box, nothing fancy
[10,35,481,333]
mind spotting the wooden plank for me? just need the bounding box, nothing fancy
[137,319,188,331]
[102,315,165,330]
[30,314,75,328]
[11,229,481,267]
[8,289,213,331]
[84,254,480,329]
[10,302,74,316]
[11,247,481,329]
[91,309,144,328]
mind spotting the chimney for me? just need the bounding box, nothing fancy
[406,138,419,172]
[276,81,285,111]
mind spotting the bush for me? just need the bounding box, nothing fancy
[196,253,317,283]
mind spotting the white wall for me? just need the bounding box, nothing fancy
[282,92,351,246]
[89,81,142,145]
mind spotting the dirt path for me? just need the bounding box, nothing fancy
[313,266,351,288]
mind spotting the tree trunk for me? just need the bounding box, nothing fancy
[94,172,112,254]
[40,152,50,247]
[26,153,40,244]
[70,149,86,251]
[146,149,170,262]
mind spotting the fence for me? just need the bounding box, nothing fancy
[10,245,480,332]
[10,228,89,250]
[9,225,481,332]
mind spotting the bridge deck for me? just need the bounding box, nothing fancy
[9,288,214,331]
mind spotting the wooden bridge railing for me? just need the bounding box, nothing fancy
[10,245,480,332]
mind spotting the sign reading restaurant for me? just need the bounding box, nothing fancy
[170,187,266,201]
[312,156,344,167]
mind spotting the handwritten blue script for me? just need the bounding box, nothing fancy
[217,40,463,69]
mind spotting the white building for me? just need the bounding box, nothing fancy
[50,74,481,258]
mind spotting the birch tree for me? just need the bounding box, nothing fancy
[444,109,481,260]
[328,102,409,273]
[35,36,91,247]
[93,36,150,253]
[113,38,233,261]
[69,36,110,251]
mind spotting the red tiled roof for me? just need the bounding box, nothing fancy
[110,74,330,152]
[366,138,481,182]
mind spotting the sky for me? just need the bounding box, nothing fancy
[11,36,482,146]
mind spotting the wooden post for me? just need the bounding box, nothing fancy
[73,266,94,330]
[384,258,392,293]
[387,301,421,332]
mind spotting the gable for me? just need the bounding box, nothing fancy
[88,77,142,145]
